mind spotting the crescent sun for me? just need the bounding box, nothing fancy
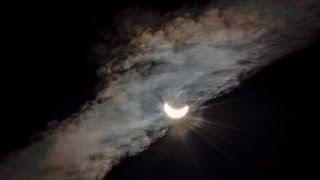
[163,102,189,119]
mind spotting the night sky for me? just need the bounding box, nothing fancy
[106,41,320,180]
[4,1,320,179]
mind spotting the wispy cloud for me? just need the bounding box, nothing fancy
[1,0,319,179]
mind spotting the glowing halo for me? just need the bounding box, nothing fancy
[163,102,189,119]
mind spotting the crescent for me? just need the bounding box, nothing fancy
[163,102,189,119]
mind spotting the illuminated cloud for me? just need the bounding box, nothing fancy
[1,0,319,179]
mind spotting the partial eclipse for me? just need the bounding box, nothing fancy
[163,102,189,119]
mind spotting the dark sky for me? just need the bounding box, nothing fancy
[4,1,320,179]
[105,41,320,180]
[4,0,211,158]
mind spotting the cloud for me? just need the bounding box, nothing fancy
[1,0,319,179]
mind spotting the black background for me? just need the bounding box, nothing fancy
[3,1,320,179]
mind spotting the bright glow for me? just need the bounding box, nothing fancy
[163,102,189,119]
